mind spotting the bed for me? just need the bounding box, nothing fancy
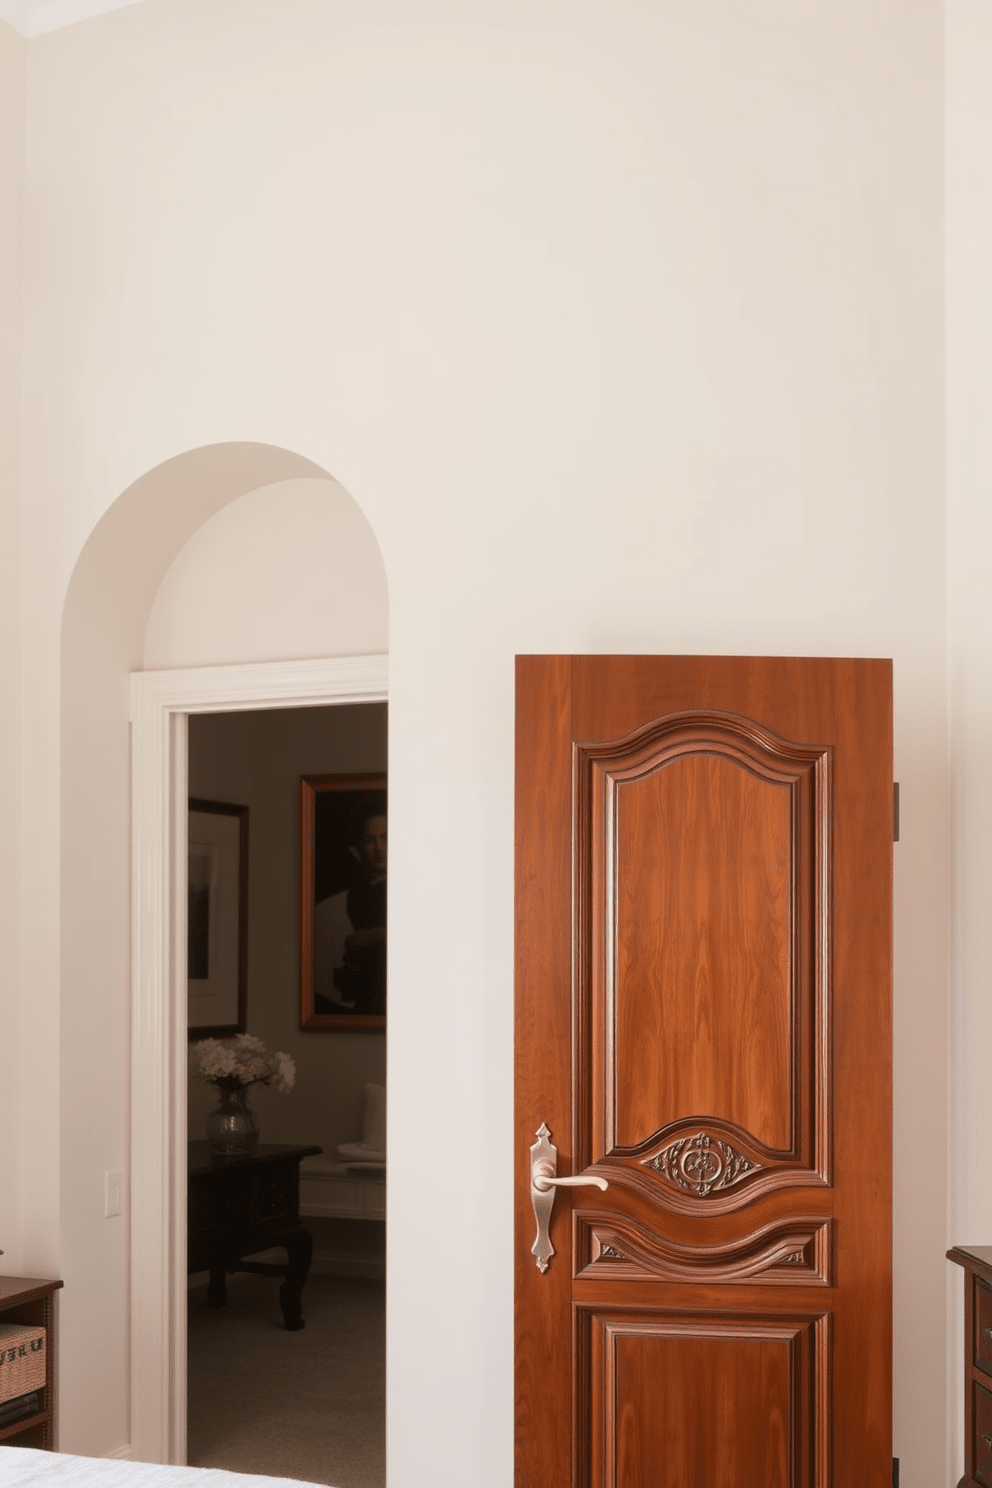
[0,1448,327,1487]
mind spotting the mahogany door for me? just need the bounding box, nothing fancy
[515,656,892,1488]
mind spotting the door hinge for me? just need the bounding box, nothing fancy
[892,1457,899,1487]
[893,783,900,842]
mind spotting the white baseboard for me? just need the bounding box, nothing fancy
[105,1445,132,1460]
[187,1246,384,1291]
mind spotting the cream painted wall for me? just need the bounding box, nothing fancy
[0,19,24,1273]
[145,478,388,669]
[947,4,992,1483]
[185,704,387,1158]
[7,2,949,1483]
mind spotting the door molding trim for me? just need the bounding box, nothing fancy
[129,655,389,1463]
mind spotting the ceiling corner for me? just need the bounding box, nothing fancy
[0,0,31,36]
[2,0,150,37]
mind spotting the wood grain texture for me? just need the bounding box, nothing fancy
[574,1211,831,1286]
[976,1280,992,1378]
[975,1381,992,1488]
[575,708,830,1203]
[947,1248,992,1488]
[515,656,574,1485]
[577,1308,828,1488]
[516,657,892,1488]
[613,753,790,1151]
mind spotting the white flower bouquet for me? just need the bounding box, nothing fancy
[190,1033,296,1094]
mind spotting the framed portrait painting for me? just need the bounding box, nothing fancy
[300,773,387,1031]
[187,797,249,1039]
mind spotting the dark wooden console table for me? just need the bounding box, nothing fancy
[188,1142,321,1331]
[0,1276,63,1449]
[948,1244,992,1486]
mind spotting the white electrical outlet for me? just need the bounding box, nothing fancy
[104,1170,122,1218]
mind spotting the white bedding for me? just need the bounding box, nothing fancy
[0,1448,327,1488]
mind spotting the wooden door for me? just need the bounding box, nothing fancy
[515,656,892,1488]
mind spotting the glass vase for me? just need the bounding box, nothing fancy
[205,1086,259,1156]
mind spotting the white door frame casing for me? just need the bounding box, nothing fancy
[129,655,389,1464]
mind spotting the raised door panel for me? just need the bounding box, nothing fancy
[579,1310,829,1488]
[573,1210,833,1286]
[611,752,793,1150]
[576,711,830,1212]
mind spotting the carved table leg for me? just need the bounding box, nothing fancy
[278,1226,314,1331]
[207,1264,228,1309]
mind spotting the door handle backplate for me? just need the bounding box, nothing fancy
[530,1123,608,1273]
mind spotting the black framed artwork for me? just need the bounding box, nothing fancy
[187,797,249,1040]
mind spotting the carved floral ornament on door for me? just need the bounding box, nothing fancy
[644,1130,760,1196]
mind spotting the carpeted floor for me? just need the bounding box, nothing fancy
[187,1273,385,1488]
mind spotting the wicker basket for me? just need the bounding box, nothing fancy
[0,1323,45,1404]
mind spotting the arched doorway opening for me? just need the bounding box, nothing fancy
[60,444,388,1465]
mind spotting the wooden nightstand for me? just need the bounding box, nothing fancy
[0,1276,63,1450]
[188,1142,321,1330]
[948,1245,992,1487]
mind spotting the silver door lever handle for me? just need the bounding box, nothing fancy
[533,1166,608,1194]
[530,1124,608,1273]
